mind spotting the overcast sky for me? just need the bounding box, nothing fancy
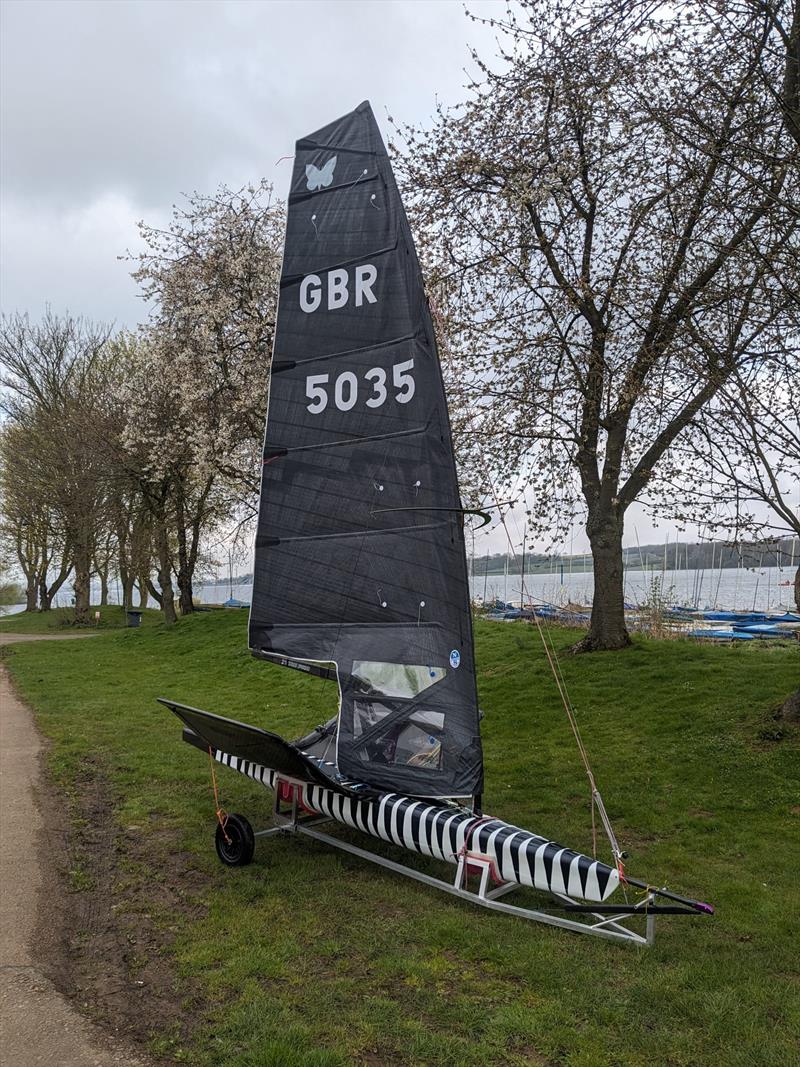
[1,0,504,327]
[3,0,784,558]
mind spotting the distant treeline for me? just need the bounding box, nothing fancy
[469,538,800,577]
[212,538,800,586]
[202,574,254,586]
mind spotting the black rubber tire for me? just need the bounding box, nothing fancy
[215,813,256,867]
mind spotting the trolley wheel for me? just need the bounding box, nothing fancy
[215,813,255,867]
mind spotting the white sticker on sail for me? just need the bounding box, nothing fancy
[306,156,337,190]
[299,265,377,313]
[305,361,416,415]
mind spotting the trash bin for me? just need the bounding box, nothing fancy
[126,610,143,628]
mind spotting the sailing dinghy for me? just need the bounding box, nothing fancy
[161,102,712,945]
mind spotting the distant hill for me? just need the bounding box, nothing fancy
[469,537,799,576]
[200,573,254,586]
[204,537,799,585]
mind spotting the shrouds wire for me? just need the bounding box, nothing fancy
[428,294,625,873]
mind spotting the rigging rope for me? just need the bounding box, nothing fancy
[429,294,625,870]
[207,745,231,844]
[486,465,623,866]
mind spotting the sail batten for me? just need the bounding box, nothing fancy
[258,521,450,545]
[249,101,483,798]
[272,331,419,373]
[265,421,430,455]
[279,242,399,282]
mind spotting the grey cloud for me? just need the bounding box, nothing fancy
[2,0,496,207]
[1,0,497,325]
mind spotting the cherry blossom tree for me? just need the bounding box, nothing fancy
[129,181,284,501]
[0,185,283,622]
[123,182,284,612]
[399,0,800,650]
[686,358,800,611]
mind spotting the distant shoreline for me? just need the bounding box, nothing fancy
[202,536,799,585]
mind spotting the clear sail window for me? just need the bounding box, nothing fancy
[353,701,444,770]
[352,661,446,699]
[394,716,443,769]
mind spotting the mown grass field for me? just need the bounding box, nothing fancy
[2,611,798,1067]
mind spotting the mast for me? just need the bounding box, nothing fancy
[249,103,483,798]
[520,531,526,609]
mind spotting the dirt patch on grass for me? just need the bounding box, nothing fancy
[752,707,800,747]
[32,754,206,1062]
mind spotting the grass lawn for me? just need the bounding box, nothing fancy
[2,613,798,1067]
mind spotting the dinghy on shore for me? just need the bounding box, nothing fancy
[688,628,755,641]
[162,102,712,946]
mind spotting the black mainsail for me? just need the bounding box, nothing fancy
[248,102,483,799]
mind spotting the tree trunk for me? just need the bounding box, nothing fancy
[37,570,48,612]
[176,556,194,615]
[184,481,212,615]
[122,574,135,609]
[99,567,109,606]
[574,511,631,652]
[119,561,134,609]
[25,573,37,613]
[174,491,195,615]
[73,546,91,624]
[36,533,51,611]
[42,558,72,611]
[145,577,162,608]
[155,524,177,624]
[117,516,133,607]
[123,576,136,610]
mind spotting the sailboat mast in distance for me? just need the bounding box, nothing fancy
[248,102,483,799]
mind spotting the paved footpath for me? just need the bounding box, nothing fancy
[0,632,153,1066]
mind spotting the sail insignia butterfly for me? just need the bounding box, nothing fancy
[306,155,337,190]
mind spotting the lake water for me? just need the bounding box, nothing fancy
[197,564,794,613]
[2,564,793,617]
[467,565,795,612]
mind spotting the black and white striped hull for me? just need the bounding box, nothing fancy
[213,749,620,904]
